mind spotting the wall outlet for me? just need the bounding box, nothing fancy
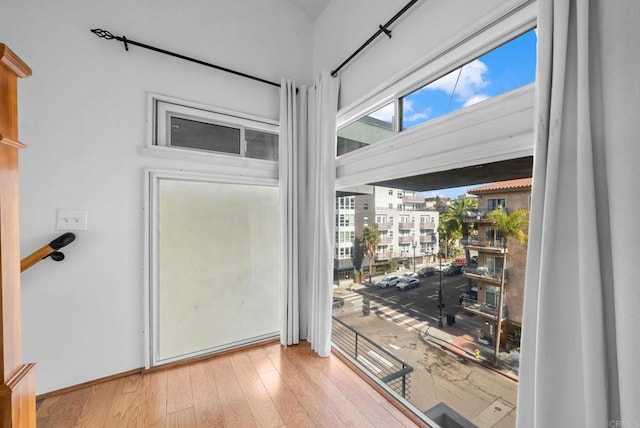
[56,209,88,231]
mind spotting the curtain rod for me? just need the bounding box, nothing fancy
[330,0,420,77]
[90,29,282,89]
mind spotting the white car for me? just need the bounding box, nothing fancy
[378,275,400,288]
[397,278,420,291]
[435,262,452,272]
[401,272,418,280]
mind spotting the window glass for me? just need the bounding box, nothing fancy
[337,102,395,155]
[402,29,537,130]
[245,129,278,161]
[170,117,241,155]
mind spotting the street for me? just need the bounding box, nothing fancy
[333,270,518,427]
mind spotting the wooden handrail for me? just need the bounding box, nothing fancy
[21,232,76,272]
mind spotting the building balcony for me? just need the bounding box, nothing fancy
[379,236,393,245]
[463,266,508,284]
[462,207,510,222]
[398,222,415,230]
[461,237,507,253]
[419,222,436,230]
[419,234,436,244]
[461,298,507,321]
[376,222,393,230]
[375,251,393,260]
[398,236,416,244]
[402,196,424,204]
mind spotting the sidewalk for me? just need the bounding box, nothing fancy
[421,312,520,381]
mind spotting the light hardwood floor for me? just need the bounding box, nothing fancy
[35,341,422,427]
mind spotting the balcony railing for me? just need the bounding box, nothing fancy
[332,316,412,399]
[461,237,506,250]
[419,234,436,243]
[402,196,424,204]
[419,222,436,230]
[398,236,415,244]
[398,222,415,230]
[375,251,393,260]
[460,298,508,321]
[462,266,508,283]
[462,207,510,222]
[379,236,393,245]
[376,222,393,230]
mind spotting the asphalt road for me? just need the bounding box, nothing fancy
[358,271,473,323]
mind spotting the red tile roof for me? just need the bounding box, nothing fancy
[469,178,532,194]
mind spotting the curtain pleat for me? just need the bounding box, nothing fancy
[518,1,640,426]
[279,71,340,357]
[279,78,299,346]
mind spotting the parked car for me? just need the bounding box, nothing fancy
[435,262,451,272]
[418,267,435,277]
[443,264,463,276]
[378,275,400,288]
[332,297,344,308]
[459,287,478,304]
[397,278,420,291]
[402,272,418,280]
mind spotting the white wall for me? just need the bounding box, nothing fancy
[0,0,313,394]
[314,0,520,109]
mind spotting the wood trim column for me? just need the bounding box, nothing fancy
[0,43,35,428]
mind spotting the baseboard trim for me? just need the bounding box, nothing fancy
[36,367,143,401]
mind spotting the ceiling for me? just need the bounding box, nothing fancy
[288,0,331,21]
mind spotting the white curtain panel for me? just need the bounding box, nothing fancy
[517,1,640,427]
[279,78,300,346]
[279,71,340,357]
[306,70,340,357]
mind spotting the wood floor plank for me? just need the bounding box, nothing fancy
[189,360,224,427]
[37,387,91,428]
[73,378,121,427]
[166,364,194,415]
[208,356,257,427]
[138,369,168,428]
[166,406,197,428]
[106,375,142,426]
[34,341,421,428]
[286,345,376,428]
[313,352,417,428]
[231,352,284,427]
[259,369,316,428]
[268,346,345,428]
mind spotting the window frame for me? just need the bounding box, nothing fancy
[145,93,280,170]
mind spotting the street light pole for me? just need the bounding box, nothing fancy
[412,241,417,273]
[438,255,443,328]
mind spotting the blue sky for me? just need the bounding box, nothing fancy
[371,29,537,198]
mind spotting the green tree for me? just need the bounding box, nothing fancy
[486,207,529,364]
[360,226,381,285]
[439,198,477,260]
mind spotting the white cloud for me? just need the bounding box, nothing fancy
[368,103,395,122]
[422,59,491,105]
[403,99,431,123]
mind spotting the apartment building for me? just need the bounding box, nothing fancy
[461,178,531,351]
[356,187,439,265]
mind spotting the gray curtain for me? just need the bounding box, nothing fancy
[517,1,640,426]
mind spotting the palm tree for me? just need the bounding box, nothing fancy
[360,226,381,285]
[439,198,477,260]
[486,207,529,364]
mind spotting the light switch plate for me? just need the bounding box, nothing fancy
[56,209,88,231]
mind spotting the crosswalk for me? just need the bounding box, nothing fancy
[336,292,436,333]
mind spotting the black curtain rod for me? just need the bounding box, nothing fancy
[90,28,281,89]
[330,0,420,77]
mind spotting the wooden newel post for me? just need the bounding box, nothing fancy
[0,43,36,428]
